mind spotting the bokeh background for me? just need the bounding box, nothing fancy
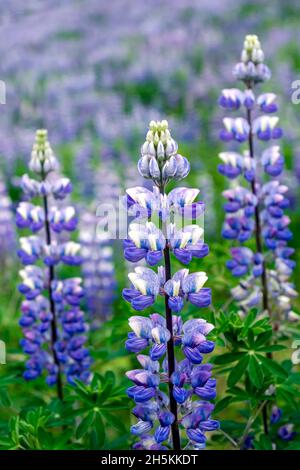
[0,0,300,450]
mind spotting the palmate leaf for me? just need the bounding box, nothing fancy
[227,354,249,387]
[68,373,130,448]
[257,355,289,381]
[248,355,264,388]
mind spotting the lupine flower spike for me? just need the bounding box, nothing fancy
[218,36,298,436]
[123,120,219,450]
[218,35,297,325]
[79,210,116,327]
[17,130,91,398]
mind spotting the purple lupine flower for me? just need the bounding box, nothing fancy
[124,266,160,311]
[218,35,297,321]
[123,120,218,450]
[125,186,204,223]
[126,315,171,361]
[17,130,91,398]
[124,222,166,266]
[278,424,296,442]
[270,406,282,425]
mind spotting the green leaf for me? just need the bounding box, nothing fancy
[213,396,233,414]
[102,411,127,433]
[247,330,255,348]
[0,389,11,407]
[248,355,264,388]
[89,428,105,450]
[257,345,286,353]
[228,354,249,388]
[229,386,249,399]
[289,372,300,385]
[38,428,54,449]
[254,434,273,450]
[285,442,300,450]
[69,386,94,406]
[91,373,102,389]
[97,380,114,406]
[53,429,74,449]
[76,412,94,440]
[104,370,116,387]
[242,309,257,330]
[276,388,298,409]
[257,355,289,381]
[251,318,272,335]
[254,330,273,348]
[93,412,105,448]
[213,352,245,365]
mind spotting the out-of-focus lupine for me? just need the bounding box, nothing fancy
[16,130,91,398]
[2,1,297,173]
[270,406,296,443]
[78,150,119,326]
[79,210,116,327]
[218,35,297,325]
[0,176,16,266]
[123,120,219,450]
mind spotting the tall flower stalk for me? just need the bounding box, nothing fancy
[17,130,91,399]
[219,35,297,323]
[218,36,297,433]
[123,120,219,450]
[79,210,116,327]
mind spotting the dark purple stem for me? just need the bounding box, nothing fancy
[160,183,181,450]
[246,107,270,316]
[246,89,270,435]
[163,245,181,450]
[41,173,63,400]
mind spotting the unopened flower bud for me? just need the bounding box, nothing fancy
[149,120,157,132]
[149,157,160,180]
[29,129,58,175]
[156,141,165,160]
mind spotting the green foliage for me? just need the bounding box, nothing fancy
[0,372,130,450]
[211,308,300,449]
